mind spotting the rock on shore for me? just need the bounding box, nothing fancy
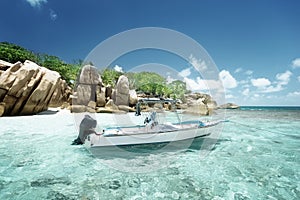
[115,75,130,106]
[183,93,217,115]
[219,103,240,109]
[71,67,138,113]
[0,60,71,116]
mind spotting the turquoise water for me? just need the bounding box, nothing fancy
[0,108,299,199]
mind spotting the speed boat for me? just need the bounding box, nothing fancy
[84,111,222,149]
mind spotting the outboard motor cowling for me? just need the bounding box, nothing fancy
[72,115,97,145]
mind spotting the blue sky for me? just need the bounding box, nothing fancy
[1,0,300,106]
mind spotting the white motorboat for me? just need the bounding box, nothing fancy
[84,111,223,150]
[70,99,225,156]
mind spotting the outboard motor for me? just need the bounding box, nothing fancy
[144,112,158,129]
[72,115,97,145]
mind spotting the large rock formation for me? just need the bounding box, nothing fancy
[183,93,217,115]
[71,65,103,113]
[96,86,106,107]
[219,103,240,109]
[0,60,13,71]
[0,60,71,116]
[115,75,130,106]
[49,80,71,107]
[129,89,138,106]
[74,65,102,106]
[105,84,112,100]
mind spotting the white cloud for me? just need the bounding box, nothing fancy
[262,85,283,93]
[245,70,253,76]
[251,78,271,88]
[26,0,47,8]
[225,94,235,99]
[184,77,208,91]
[276,70,292,85]
[178,68,191,78]
[234,68,242,73]
[49,9,58,21]
[114,65,123,72]
[287,91,300,97]
[183,77,222,91]
[219,70,237,89]
[188,54,207,71]
[298,76,300,82]
[242,88,250,96]
[292,58,300,69]
[166,75,175,84]
[250,71,292,94]
[49,9,57,21]
[239,80,249,85]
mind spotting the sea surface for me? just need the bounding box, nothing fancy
[0,107,299,200]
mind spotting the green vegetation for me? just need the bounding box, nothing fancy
[0,42,39,64]
[0,42,80,86]
[0,42,190,101]
[104,69,189,101]
[167,80,188,100]
[100,68,123,88]
[126,72,165,94]
[129,72,189,101]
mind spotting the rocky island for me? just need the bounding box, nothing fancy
[0,59,220,116]
[0,42,228,117]
[218,103,240,109]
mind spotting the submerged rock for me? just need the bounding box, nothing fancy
[100,179,122,190]
[108,180,122,190]
[0,180,6,191]
[126,177,141,188]
[30,175,71,187]
[47,191,76,200]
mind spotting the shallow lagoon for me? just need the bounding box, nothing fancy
[0,108,299,199]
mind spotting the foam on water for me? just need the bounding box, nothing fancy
[0,108,299,199]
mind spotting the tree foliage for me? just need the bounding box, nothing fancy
[100,68,123,88]
[100,68,189,101]
[125,72,165,95]
[0,42,80,86]
[0,42,38,64]
[167,80,187,100]
[0,42,190,100]
[125,71,189,101]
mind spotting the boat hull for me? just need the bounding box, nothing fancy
[85,124,215,150]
